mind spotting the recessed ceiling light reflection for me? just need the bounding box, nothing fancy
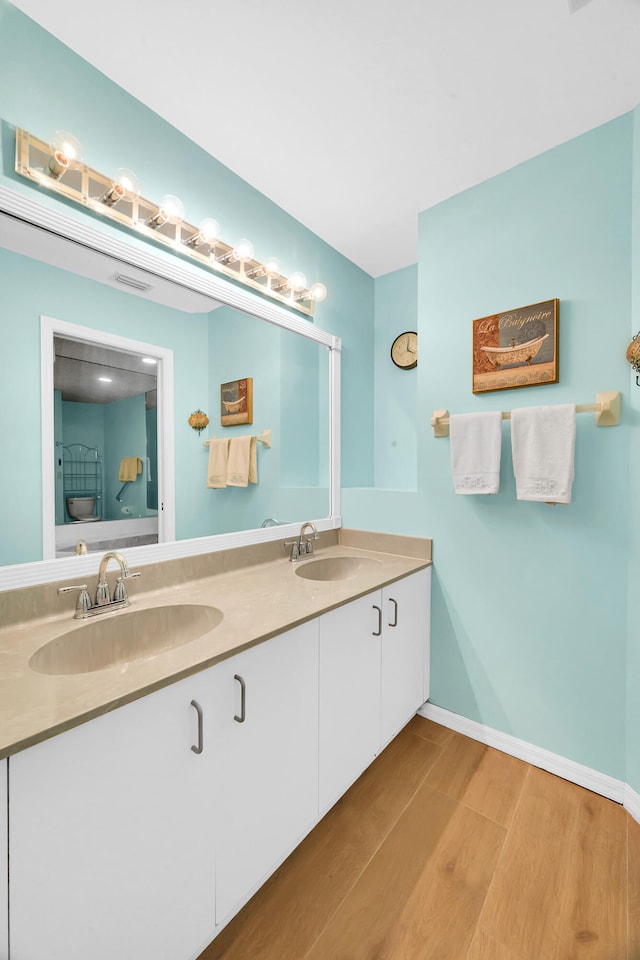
[98,376,112,382]
[142,357,157,365]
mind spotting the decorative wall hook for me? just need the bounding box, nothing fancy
[626,332,640,386]
[188,409,209,433]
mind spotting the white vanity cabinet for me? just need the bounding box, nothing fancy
[319,594,382,813]
[9,672,217,960]
[319,567,431,812]
[0,760,7,960]
[5,563,431,958]
[210,620,319,925]
[380,567,431,747]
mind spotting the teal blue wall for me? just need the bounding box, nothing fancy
[61,401,104,454]
[206,307,283,535]
[103,394,148,520]
[374,265,418,490]
[627,105,640,795]
[0,0,374,489]
[346,115,633,781]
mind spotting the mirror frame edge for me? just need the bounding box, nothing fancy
[0,183,342,593]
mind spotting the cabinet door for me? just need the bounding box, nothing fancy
[9,672,216,960]
[319,592,381,814]
[380,567,431,747]
[211,620,319,924]
[0,760,6,960]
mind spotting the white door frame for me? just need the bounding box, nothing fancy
[41,316,175,560]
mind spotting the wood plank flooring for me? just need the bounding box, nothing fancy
[198,717,635,960]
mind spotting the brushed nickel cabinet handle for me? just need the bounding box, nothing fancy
[388,597,398,628]
[190,699,204,754]
[372,604,382,637]
[234,674,246,723]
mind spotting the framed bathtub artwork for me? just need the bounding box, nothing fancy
[472,299,559,394]
[220,377,253,426]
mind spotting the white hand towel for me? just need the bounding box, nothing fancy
[450,411,502,494]
[511,404,576,504]
[206,438,229,488]
[227,435,252,487]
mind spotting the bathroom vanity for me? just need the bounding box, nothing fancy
[0,531,431,960]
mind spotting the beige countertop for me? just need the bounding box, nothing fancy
[0,531,431,760]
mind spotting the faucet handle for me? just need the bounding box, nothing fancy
[284,539,300,561]
[95,579,111,606]
[114,572,141,602]
[58,584,91,615]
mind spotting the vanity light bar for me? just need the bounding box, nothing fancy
[14,128,326,317]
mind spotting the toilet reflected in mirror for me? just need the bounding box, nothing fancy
[65,496,98,522]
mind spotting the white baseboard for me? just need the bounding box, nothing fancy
[624,785,640,824]
[418,702,626,805]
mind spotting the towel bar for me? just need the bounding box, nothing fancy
[203,428,272,448]
[430,391,621,438]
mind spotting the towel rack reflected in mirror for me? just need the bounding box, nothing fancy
[430,391,621,438]
[203,428,272,448]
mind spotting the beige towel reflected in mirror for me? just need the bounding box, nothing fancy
[227,436,258,487]
[207,438,229,488]
[118,457,143,482]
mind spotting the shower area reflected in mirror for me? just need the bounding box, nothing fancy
[54,335,159,557]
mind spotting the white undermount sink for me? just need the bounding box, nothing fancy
[294,555,381,582]
[29,604,223,676]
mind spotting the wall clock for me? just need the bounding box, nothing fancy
[390,331,417,369]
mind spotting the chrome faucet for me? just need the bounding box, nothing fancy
[284,521,320,561]
[96,551,134,605]
[58,551,141,619]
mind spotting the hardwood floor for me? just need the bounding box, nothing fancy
[198,717,636,960]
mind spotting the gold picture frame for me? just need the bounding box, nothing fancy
[220,377,253,426]
[472,299,559,394]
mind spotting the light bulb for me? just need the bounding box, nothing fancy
[100,167,141,207]
[47,129,82,179]
[113,168,141,199]
[198,218,220,244]
[309,282,327,302]
[52,130,82,162]
[158,195,185,224]
[288,271,307,293]
[233,239,254,263]
[246,255,281,280]
[185,217,221,248]
[147,194,185,229]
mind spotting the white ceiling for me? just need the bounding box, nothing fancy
[9,0,640,276]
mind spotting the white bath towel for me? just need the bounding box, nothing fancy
[450,411,502,494]
[227,435,258,487]
[511,404,576,504]
[206,438,229,488]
